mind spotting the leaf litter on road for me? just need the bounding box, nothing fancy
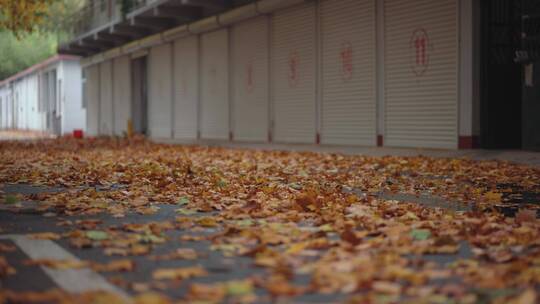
[0,137,538,303]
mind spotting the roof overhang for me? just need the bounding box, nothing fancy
[59,0,231,57]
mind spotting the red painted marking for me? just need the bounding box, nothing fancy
[340,42,353,81]
[288,51,299,88]
[410,28,431,76]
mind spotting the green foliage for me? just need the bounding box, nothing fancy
[0,0,56,36]
[3,194,18,204]
[0,31,58,80]
[0,0,85,80]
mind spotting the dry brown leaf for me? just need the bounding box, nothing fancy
[28,232,61,240]
[152,266,207,280]
[92,259,135,272]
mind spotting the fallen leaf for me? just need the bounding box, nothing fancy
[225,280,254,296]
[0,256,16,277]
[92,259,135,272]
[372,281,402,294]
[86,230,109,241]
[410,229,431,241]
[3,195,18,205]
[149,248,197,261]
[24,259,88,270]
[152,266,207,280]
[484,191,502,203]
[28,232,61,240]
[133,292,171,304]
[0,243,16,253]
[196,217,218,227]
[515,209,537,224]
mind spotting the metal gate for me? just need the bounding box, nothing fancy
[113,55,131,136]
[99,60,113,135]
[231,16,270,142]
[272,3,317,143]
[201,29,229,140]
[131,56,148,135]
[86,65,100,136]
[320,0,376,145]
[148,43,173,138]
[384,0,459,149]
[173,35,199,140]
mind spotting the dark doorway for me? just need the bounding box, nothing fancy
[521,0,540,151]
[131,56,148,135]
[480,0,523,149]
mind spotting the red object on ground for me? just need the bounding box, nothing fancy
[73,130,84,139]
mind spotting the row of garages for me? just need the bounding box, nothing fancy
[0,73,46,131]
[83,0,478,149]
[0,55,86,135]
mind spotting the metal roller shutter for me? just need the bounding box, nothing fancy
[148,43,173,138]
[272,3,316,143]
[320,0,376,146]
[99,60,113,135]
[201,29,229,140]
[231,16,269,142]
[86,65,99,136]
[384,0,458,149]
[113,56,131,136]
[173,36,198,140]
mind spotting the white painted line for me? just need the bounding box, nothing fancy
[0,234,131,301]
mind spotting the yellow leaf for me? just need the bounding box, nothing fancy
[152,266,208,280]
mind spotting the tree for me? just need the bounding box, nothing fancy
[0,31,57,79]
[0,0,57,37]
[0,0,85,80]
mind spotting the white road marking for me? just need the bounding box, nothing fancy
[0,234,131,301]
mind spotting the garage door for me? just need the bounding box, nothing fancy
[231,16,269,142]
[320,0,376,146]
[272,3,316,143]
[201,29,229,140]
[148,43,173,139]
[384,0,458,149]
[113,56,131,136]
[173,35,198,140]
[86,65,99,136]
[99,60,113,135]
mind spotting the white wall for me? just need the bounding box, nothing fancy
[0,85,8,129]
[61,60,86,134]
[113,55,131,136]
[148,43,173,138]
[0,58,84,134]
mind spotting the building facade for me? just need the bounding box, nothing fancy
[60,0,540,150]
[0,55,86,135]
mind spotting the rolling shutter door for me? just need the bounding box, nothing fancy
[113,56,131,136]
[148,43,173,138]
[201,29,229,140]
[99,60,113,135]
[173,36,198,140]
[86,65,99,136]
[272,3,316,143]
[231,16,269,142]
[321,0,376,146]
[384,0,458,149]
